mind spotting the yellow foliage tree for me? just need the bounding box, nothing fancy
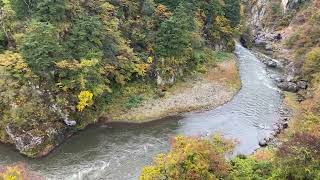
[0,166,23,180]
[76,91,94,112]
[140,135,234,180]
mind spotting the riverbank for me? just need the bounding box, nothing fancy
[101,56,240,123]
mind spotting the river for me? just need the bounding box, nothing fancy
[0,44,282,179]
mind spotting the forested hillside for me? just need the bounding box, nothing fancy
[0,0,240,157]
[140,0,320,179]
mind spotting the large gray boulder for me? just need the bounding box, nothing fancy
[277,81,298,92]
[297,80,308,89]
[266,60,278,68]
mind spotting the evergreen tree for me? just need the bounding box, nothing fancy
[66,16,104,60]
[10,0,36,19]
[155,3,195,58]
[21,21,62,75]
[224,0,241,27]
[35,0,65,22]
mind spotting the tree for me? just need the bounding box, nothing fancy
[21,21,62,75]
[34,0,65,22]
[10,0,36,19]
[140,135,234,180]
[66,16,104,60]
[154,0,181,10]
[10,0,65,21]
[224,0,241,27]
[155,3,194,58]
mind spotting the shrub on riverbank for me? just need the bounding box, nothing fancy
[0,164,42,180]
[140,131,320,179]
[140,135,234,180]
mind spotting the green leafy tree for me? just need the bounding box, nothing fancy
[21,21,62,75]
[67,16,104,60]
[224,0,241,27]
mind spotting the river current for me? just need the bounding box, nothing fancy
[0,44,282,179]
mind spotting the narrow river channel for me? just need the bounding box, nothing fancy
[0,44,282,179]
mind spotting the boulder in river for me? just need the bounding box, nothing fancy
[259,140,268,147]
[266,60,278,68]
[277,81,298,92]
[274,76,285,83]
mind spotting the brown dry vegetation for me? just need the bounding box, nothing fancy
[274,0,320,63]
[206,59,240,90]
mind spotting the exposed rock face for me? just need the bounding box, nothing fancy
[2,86,76,158]
[5,121,69,158]
[246,0,268,36]
[245,0,307,51]
[6,125,43,153]
[282,0,307,12]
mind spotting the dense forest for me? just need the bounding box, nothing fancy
[0,0,239,157]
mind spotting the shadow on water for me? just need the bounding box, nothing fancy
[0,45,282,180]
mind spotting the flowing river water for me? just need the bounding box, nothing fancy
[0,44,282,179]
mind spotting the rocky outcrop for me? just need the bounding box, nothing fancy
[245,0,307,52]
[5,123,70,158]
[282,0,307,12]
[6,124,43,153]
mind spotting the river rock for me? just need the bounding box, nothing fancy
[274,76,285,83]
[265,43,273,51]
[254,38,267,47]
[277,81,298,92]
[240,34,250,48]
[271,131,277,137]
[283,117,289,122]
[259,140,268,147]
[266,60,278,68]
[282,122,289,129]
[297,80,308,89]
[64,119,77,126]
